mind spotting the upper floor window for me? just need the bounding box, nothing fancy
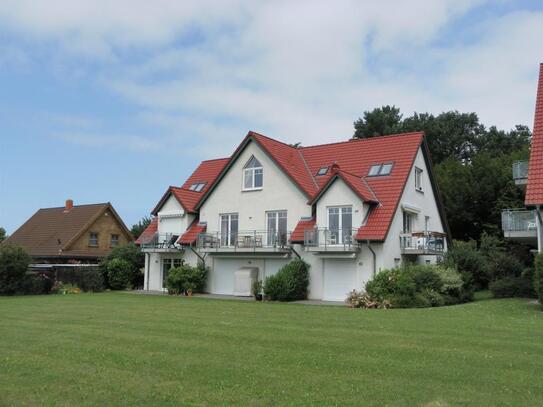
[316,166,329,176]
[89,232,99,247]
[368,163,393,176]
[110,234,119,247]
[189,182,206,192]
[243,156,263,190]
[327,206,353,245]
[415,167,423,191]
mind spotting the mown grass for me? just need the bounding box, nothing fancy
[0,292,542,406]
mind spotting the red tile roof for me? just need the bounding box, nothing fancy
[309,167,379,205]
[291,218,316,243]
[135,216,158,245]
[300,132,425,241]
[178,220,206,245]
[151,158,229,215]
[526,64,543,205]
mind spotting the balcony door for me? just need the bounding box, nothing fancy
[327,206,352,245]
[220,213,238,247]
[267,210,287,246]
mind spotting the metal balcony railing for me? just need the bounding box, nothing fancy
[501,209,537,232]
[304,228,359,251]
[400,231,446,254]
[512,160,528,184]
[197,230,290,251]
[140,233,180,250]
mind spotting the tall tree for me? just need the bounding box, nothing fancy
[131,217,152,239]
[353,105,403,139]
[0,227,6,242]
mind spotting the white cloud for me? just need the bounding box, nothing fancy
[0,0,542,156]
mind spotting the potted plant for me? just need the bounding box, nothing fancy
[184,282,195,297]
[252,280,263,301]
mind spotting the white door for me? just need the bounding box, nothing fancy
[323,259,358,301]
[212,258,239,295]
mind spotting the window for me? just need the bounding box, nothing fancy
[162,258,183,288]
[368,163,393,176]
[415,167,423,191]
[89,232,98,247]
[243,156,263,190]
[110,234,119,247]
[327,206,353,245]
[316,166,328,176]
[267,211,287,246]
[189,182,206,192]
[403,211,414,233]
[220,213,238,246]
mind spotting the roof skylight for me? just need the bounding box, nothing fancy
[368,163,393,177]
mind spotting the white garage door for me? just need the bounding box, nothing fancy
[323,259,358,302]
[212,259,239,295]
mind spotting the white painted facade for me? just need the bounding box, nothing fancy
[143,139,448,301]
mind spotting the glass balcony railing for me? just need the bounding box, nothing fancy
[501,209,537,233]
[512,160,528,184]
[197,230,290,251]
[304,228,359,251]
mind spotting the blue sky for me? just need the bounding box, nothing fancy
[1,0,542,234]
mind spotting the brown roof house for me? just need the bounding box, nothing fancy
[5,200,134,263]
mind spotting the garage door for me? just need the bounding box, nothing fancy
[323,259,358,302]
[212,259,239,295]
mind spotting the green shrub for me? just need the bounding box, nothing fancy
[489,276,536,298]
[0,244,31,295]
[20,272,54,295]
[165,263,208,295]
[101,243,144,289]
[78,268,104,292]
[444,240,489,290]
[407,265,443,292]
[365,268,416,301]
[488,252,524,281]
[533,253,543,304]
[107,258,133,290]
[264,259,310,301]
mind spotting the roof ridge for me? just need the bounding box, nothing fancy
[199,157,230,163]
[248,130,298,150]
[298,149,319,189]
[300,131,424,150]
[37,202,109,211]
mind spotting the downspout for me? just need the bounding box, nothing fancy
[366,240,376,277]
[537,205,543,253]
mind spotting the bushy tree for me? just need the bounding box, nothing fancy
[264,259,310,301]
[0,227,6,242]
[0,244,31,295]
[101,242,144,288]
[107,258,133,290]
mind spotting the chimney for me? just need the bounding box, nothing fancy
[64,199,73,212]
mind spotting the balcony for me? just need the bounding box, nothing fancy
[400,231,446,255]
[140,233,182,252]
[512,160,528,185]
[304,228,360,252]
[502,209,537,242]
[197,230,291,254]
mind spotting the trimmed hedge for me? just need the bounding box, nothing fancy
[107,258,133,290]
[264,259,310,301]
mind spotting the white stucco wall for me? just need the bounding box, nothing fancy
[380,146,447,270]
[199,141,311,235]
[315,178,368,230]
[157,195,194,236]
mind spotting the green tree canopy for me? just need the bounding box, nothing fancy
[130,217,152,239]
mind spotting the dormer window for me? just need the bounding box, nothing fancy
[368,163,393,176]
[189,182,206,192]
[243,156,263,190]
[316,166,329,176]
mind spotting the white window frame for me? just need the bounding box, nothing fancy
[220,213,239,247]
[89,232,99,247]
[327,206,353,245]
[162,258,183,288]
[415,167,423,192]
[242,156,263,191]
[266,210,287,247]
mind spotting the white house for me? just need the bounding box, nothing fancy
[137,131,450,301]
[502,63,543,252]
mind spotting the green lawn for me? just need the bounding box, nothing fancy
[1,293,542,406]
